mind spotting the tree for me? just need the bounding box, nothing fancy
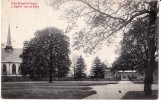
[74,55,86,80]
[70,54,79,77]
[20,27,71,83]
[49,0,158,95]
[112,18,158,74]
[20,41,48,78]
[90,57,105,81]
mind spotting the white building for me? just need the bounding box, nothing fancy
[1,25,22,76]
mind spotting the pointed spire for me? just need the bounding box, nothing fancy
[5,23,13,52]
[7,23,12,47]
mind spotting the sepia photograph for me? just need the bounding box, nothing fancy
[1,0,159,99]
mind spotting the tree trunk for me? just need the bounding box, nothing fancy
[144,62,153,95]
[49,72,52,83]
[49,65,53,83]
[144,1,157,95]
[49,39,53,83]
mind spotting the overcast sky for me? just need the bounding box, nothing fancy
[1,0,123,73]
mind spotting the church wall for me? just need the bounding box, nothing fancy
[1,62,21,76]
[2,24,22,77]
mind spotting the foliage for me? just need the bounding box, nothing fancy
[20,27,71,81]
[74,56,87,80]
[90,57,105,80]
[112,18,158,73]
[48,0,158,95]
[48,0,156,54]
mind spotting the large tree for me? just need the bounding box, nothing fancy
[48,0,158,95]
[74,55,87,80]
[90,57,105,81]
[112,18,158,74]
[20,27,71,83]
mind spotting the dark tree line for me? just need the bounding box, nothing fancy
[20,27,71,83]
[73,56,107,81]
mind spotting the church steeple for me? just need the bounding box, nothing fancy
[7,24,12,47]
[5,23,13,52]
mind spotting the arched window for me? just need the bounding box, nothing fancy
[3,64,7,74]
[12,64,16,74]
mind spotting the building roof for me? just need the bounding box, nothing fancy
[118,70,136,73]
[1,48,22,62]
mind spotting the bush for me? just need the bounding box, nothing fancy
[2,76,117,82]
[2,76,32,82]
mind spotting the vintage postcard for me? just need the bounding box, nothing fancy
[1,0,159,99]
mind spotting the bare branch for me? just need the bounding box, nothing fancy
[78,0,126,22]
[71,10,96,18]
[97,0,100,10]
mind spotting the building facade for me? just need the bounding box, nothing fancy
[115,70,158,81]
[115,70,141,81]
[1,25,22,76]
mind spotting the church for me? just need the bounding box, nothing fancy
[1,25,22,76]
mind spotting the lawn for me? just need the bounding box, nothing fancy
[122,90,158,99]
[132,81,158,84]
[2,81,118,99]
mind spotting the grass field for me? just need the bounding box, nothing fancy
[132,81,158,84]
[2,81,118,99]
[122,90,158,99]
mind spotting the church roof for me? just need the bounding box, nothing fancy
[118,70,136,73]
[1,48,22,62]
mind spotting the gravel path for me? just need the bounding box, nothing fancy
[85,81,158,99]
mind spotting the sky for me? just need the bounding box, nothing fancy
[1,0,123,74]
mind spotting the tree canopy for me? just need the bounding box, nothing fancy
[74,55,87,80]
[20,27,71,82]
[48,0,158,95]
[112,17,158,73]
[90,57,106,80]
[48,0,158,54]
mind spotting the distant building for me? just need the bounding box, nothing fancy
[1,25,22,76]
[115,69,158,81]
[104,68,144,81]
[115,70,141,81]
[104,67,115,80]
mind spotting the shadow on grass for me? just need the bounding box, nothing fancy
[132,81,158,84]
[2,83,97,99]
[122,90,158,99]
[2,81,121,99]
[2,90,96,99]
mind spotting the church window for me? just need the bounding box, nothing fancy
[3,64,7,74]
[12,64,16,74]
